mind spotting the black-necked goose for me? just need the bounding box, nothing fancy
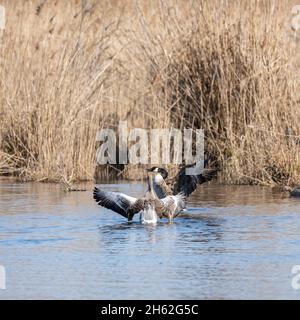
[147,163,218,199]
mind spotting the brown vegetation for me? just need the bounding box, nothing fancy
[0,0,300,185]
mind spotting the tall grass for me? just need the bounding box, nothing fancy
[0,0,299,185]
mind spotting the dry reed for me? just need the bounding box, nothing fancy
[0,0,300,186]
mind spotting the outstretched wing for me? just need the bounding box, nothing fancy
[158,193,186,218]
[172,165,218,197]
[93,187,137,218]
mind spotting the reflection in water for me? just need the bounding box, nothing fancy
[0,180,300,299]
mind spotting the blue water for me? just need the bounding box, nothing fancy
[0,180,299,299]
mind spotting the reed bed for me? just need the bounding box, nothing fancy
[0,0,300,185]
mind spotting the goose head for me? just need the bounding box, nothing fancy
[146,167,168,180]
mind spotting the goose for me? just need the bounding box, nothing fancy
[93,171,186,224]
[291,187,300,197]
[146,163,219,199]
[283,186,300,197]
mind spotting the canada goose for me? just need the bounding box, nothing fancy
[93,171,186,223]
[146,163,218,199]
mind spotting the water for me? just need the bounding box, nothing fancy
[0,180,299,299]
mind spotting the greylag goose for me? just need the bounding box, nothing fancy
[93,171,185,223]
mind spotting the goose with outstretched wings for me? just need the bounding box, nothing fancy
[147,163,219,199]
[93,172,186,223]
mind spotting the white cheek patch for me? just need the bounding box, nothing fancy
[154,174,164,184]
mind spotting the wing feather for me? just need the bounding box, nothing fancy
[93,187,137,218]
[172,165,219,197]
[159,193,186,217]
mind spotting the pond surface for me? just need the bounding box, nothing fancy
[0,180,299,299]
